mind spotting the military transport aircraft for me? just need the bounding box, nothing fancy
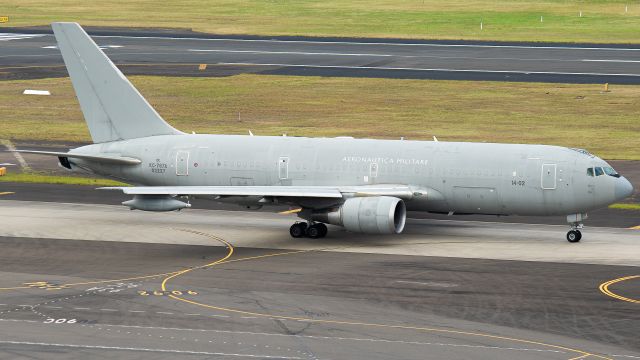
[12,23,634,243]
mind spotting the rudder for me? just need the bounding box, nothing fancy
[52,22,182,143]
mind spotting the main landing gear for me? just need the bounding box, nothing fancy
[290,222,328,239]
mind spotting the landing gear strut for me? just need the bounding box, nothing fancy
[289,222,327,239]
[566,213,586,243]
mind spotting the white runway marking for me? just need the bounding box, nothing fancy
[396,280,459,288]
[191,49,624,64]
[189,48,393,57]
[0,33,45,42]
[0,340,303,358]
[87,322,567,354]
[76,33,640,52]
[582,59,640,63]
[215,61,640,77]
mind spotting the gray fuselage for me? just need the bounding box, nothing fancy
[71,134,631,217]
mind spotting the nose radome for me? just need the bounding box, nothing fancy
[615,177,634,200]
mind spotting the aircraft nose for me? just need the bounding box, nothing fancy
[615,176,634,200]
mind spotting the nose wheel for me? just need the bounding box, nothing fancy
[566,229,582,243]
[566,213,586,243]
[290,222,327,239]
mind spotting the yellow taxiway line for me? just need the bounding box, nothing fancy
[278,208,302,215]
[0,192,14,196]
[599,275,640,304]
[161,231,612,360]
[0,228,229,292]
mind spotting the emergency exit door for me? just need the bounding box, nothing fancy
[176,150,189,176]
[278,157,289,180]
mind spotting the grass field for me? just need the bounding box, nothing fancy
[609,203,640,210]
[0,172,126,186]
[1,74,639,160]
[2,1,640,43]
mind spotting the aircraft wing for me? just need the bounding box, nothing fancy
[8,150,142,165]
[100,185,420,199]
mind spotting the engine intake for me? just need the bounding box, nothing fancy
[312,196,406,234]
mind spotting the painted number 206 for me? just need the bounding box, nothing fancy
[43,318,77,324]
[43,318,95,324]
[138,290,198,296]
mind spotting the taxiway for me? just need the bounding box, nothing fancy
[0,199,638,359]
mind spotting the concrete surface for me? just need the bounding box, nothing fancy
[0,199,638,359]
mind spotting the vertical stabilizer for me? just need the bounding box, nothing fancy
[52,22,182,143]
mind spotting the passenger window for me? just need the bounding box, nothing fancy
[587,168,594,177]
[595,167,604,176]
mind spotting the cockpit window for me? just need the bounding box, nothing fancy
[587,168,594,177]
[595,167,604,176]
[604,166,621,178]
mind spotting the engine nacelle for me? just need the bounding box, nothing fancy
[123,195,191,212]
[312,196,406,234]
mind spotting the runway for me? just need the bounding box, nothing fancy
[2,28,640,83]
[0,199,638,359]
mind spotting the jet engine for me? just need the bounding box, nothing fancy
[311,196,406,234]
[123,195,191,212]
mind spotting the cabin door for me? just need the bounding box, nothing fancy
[541,163,557,190]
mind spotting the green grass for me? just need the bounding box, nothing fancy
[609,203,640,211]
[1,1,640,43]
[0,172,127,186]
[1,75,639,159]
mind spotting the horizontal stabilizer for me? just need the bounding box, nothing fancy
[9,150,142,165]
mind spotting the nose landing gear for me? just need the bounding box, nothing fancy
[289,222,328,239]
[566,213,587,243]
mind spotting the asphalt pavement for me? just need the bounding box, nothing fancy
[0,200,638,359]
[2,27,640,83]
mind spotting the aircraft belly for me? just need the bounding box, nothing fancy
[451,186,501,214]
